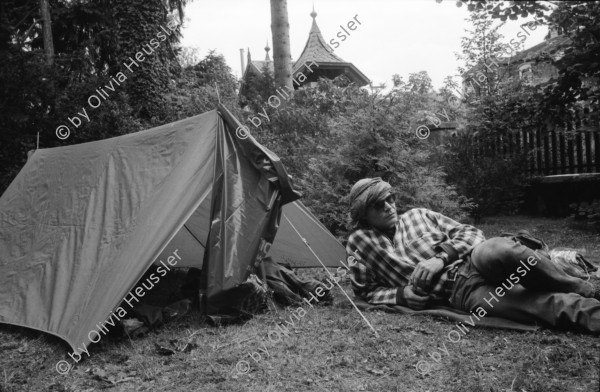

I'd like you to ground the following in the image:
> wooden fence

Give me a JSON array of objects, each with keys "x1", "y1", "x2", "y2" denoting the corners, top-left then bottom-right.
[{"x1": 472, "y1": 124, "x2": 600, "y2": 177}]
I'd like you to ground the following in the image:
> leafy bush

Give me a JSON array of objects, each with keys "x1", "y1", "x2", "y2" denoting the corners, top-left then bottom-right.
[
  {"x1": 165, "y1": 51, "x2": 239, "y2": 121},
  {"x1": 246, "y1": 77, "x2": 475, "y2": 239},
  {"x1": 443, "y1": 130, "x2": 532, "y2": 218},
  {"x1": 439, "y1": 77, "x2": 544, "y2": 218}
]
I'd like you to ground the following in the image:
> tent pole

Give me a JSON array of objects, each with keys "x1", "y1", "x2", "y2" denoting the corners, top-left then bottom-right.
[
  {"x1": 215, "y1": 82, "x2": 221, "y2": 104},
  {"x1": 283, "y1": 216, "x2": 379, "y2": 337}
]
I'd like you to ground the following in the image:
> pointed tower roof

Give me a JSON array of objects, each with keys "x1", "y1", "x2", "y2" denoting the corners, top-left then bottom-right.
[
  {"x1": 264, "y1": 40, "x2": 271, "y2": 61},
  {"x1": 244, "y1": 47, "x2": 274, "y2": 78},
  {"x1": 240, "y1": 47, "x2": 274, "y2": 96},
  {"x1": 293, "y1": 7, "x2": 344, "y2": 68},
  {"x1": 242, "y1": 6, "x2": 369, "y2": 93},
  {"x1": 291, "y1": 7, "x2": 369, "y2": 87}
]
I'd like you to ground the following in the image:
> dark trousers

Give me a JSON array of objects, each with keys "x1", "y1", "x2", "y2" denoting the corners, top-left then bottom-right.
[{"x1": 449, "y1": 237, "x2": 600, "y2": 334}]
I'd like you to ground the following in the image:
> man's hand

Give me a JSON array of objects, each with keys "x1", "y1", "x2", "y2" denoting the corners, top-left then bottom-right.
[
  {"x1": 403, "y1": 285, "x2": 431, "y2": 310},
  {"x1": 410, "y1": 257, "x2": 445, "y2": 292}
]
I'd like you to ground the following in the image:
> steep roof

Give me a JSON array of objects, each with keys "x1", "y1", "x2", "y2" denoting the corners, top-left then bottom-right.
[
  {"x1": 248, "y1": 60, "x2": 274, "y2": 76},
  {"x1": 242, "y1": 8, "x2": 369, "y2": 89},
  {"x1": 239, "y1": 49, "x2": 277, "y2": 96},
  {"x1": 462, "y1": 33, "x2": 571, "y2": 84},
  {"x1": 498, "y1": 34, "x2": 571, "y2": 65},
  {"x1": 293, "y1": 10, "x2": 345, "y2": 70},
  {"x1": 292, "y1": 10, "x2": 369, "y2": 86}
]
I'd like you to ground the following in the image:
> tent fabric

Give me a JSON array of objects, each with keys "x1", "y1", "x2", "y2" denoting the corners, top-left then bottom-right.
[
  {"x1": 1, "y1": 109, "x2": 220, "y2": 351},
  {"x1": 199, "y1": 111, "x2": 289, "y2": 314},
  {"x1": 271, "y1": 201, "x2": 346, "y2": 268},
  {"x1": 157, "y1": 200, "x2": 346, "y2": 270},
  {"x1": 0, "y1": 105, "x2": 345, "y2": 351}
]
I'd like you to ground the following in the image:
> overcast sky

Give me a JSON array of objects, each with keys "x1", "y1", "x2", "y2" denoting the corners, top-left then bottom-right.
[{"x1": 180, "y1": 0, "x2": 549, "y2": 90}]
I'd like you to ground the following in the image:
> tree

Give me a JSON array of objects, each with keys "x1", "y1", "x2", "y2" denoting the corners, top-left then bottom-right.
[
  {"x1": 407, "y1": 70, "x2": 433, "y2": 94},
  {"x1": 105, "y1": 0, "x2": 183, "y2": 121},
  {"x1": 0, "y1": 0, "x2": 193, "y2": 194},
  {"x1": 440, "y1": 0, "x2": 600, "y2": 118},
  {"x1": 38, "y1": 0, "x2": 54, "y2": 65},
  {"x1": 455, "y1": 11, "x2": 512, "y2": 103},
  {"x1": 239, "y1": 63, "x2": 275, "y2": 112},
  {"x1": 166, "y1": 50, "x2": 239, "y2": 120},
  {"x1": 0, "y1": 0, "x2": 39, "y2": 51},
  {"x1": 269, "y1": 0, "x2": 293, "y2": 91}
]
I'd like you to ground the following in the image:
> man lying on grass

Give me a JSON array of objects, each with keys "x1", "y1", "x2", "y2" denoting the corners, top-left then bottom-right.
[{"x1": 345, "y1": 177, "x2": 600, "y2": 333}]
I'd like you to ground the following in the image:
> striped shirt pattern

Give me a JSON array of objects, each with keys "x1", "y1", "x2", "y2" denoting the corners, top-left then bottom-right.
[{"x1": 346, "y1": 208, "x2": 486, "y2": 305}]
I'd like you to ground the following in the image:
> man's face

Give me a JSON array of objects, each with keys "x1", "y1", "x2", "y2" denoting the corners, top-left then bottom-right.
[{"x1": 364, "y1": 192, "x2": 398, "y2": 231}]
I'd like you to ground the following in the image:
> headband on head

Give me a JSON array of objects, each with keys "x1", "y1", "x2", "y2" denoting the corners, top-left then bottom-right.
[{"x1": 348, "y1": 177, "x2": 392, "y2": 226}]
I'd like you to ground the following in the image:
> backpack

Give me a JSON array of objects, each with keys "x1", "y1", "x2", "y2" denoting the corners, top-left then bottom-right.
[
  {"x1": 500, "y1": 229, "x2": 550, "y2": 257},
  {"x1": 500, "y1": 230, "x2": 598, "y2": 279}
]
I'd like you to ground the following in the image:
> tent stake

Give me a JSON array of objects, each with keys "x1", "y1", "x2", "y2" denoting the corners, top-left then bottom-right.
[
  {"x1": 283, "y1": 216, "x2": 379, "y2": 337},
  {"x1": 215, "y1": 82, "x2": 221, "y2": 104}
]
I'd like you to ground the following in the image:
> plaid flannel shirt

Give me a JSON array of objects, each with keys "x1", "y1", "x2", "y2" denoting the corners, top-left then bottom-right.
[{"x1": 346, "y1": 208, "x2": 486, "y2": 305}]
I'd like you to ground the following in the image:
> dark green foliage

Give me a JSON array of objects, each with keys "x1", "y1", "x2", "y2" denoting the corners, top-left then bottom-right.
[
  {"x1": 245, "y1": 77, "x2": 475, "y2": 238},
  {"x1": 187, "y1": 51, "x2": 238, "y2": 97},
  {"x1": 443, "y1": 0, "x2": 600, "y2": 122},
  {"x1": 55, "y1": 79, "x2": 143, "y2": 142},
  {"x1": 1, "y1": 0, "x2": 45, "y2": 51},
  {"x1": 0, "y1": 48, "x2": 143, "y2": 191},
  {"x1": 441, "y1": 75, "x2": 541, "y2": 217},
  {"x1": 435, "y1": 4, "x2": 600, "y2": 217},
  {"x1": 0, "y1": 50, "x2": 52, "y2": 191},
  {"x1": 166, "y1": 51, "x2": 239, "y2": 121},
  {"x1": 108, "y1": 0, "x2": 175, "y2": 122},
  {"x1": 455, "y1": 11, "x2": 509, "y2": 103},
  {"x1": 239, "y1": 64, "x2": 276, "y2": 112},
  {"x1": 0, "y1": 0, "x2": 216, "y2": 195},
  {"x1": 443, "y1": 131, "x2": 531, "y2": 218}
]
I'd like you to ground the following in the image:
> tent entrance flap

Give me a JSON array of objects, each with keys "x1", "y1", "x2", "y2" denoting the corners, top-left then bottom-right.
[
  {"x1": 200, "y1": 113, "x2": 287, "y2": 314},
  {"x1": 152, "y1": 192, "x2": 213, "y2": 269}
]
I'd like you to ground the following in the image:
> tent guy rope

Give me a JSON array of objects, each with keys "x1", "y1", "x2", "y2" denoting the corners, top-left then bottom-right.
[{"x1": 283, "y1": 215, "x2": 379, "y2": 337}]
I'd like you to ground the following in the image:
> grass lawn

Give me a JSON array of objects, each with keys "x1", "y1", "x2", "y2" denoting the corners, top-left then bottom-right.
[{"x1": 1, "y1": 215, "x2": 599, "y2": 392}]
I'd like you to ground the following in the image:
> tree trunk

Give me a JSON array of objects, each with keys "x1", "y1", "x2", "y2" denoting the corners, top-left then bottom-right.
[
  {"x1": 270, "y1": 0, "x2": 293, "y2": 91},
  {"x1": 39, "y1": 0, "x2": 54, "y2": 66}
]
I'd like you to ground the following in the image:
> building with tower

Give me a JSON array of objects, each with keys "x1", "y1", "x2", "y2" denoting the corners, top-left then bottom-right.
[{"x1": 240, "y1": 7, "x2": 369, "y2": 95}]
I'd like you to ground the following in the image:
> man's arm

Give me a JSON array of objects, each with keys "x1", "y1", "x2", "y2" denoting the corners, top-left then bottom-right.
[
  {"x1": 421, "y1": 209, "x2": 486, "y2": 264},
  {"x1": 351, "y1": 258, "x2": 431, "y2": 309},
  {"x1": 347, "y1": 230, "x2": 429, "y2": 308},
  {"x1": 350, "y1": 257, "x2": 404, "y2": 305}
]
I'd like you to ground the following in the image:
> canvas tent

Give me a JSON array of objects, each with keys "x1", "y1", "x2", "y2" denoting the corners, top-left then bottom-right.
[{"x1": 0, "y1": 105, "x2": 345, "y2": 352}]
